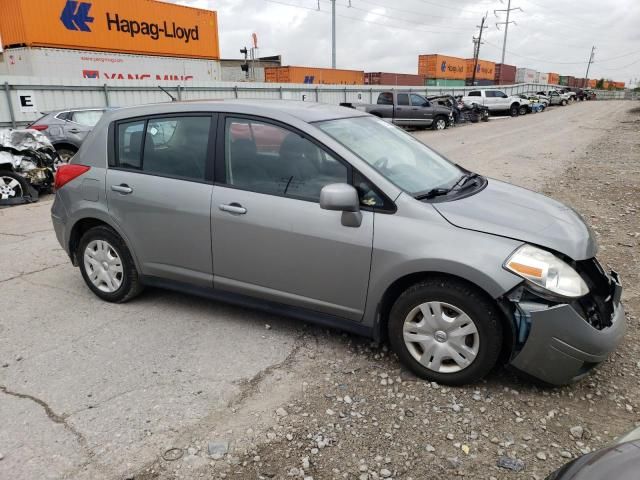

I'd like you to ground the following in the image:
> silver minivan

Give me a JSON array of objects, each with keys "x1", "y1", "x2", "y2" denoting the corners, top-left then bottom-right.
[{"x1": 51, "y1": 100, "x2": 625, "y2": 386}]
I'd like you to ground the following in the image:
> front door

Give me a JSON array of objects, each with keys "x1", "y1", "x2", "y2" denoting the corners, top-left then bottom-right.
[
  {"x1": 211, "y1": 116, "x2": 374, "y2": 321},
  {"x1": 410, "y1": 94, "x2": 433, "y2": 126},
  {"x1": 106, "y1": 114, "x2": 216, "y2": 287}
]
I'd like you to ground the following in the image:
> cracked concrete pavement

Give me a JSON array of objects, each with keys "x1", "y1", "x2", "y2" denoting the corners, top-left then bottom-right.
[{"x1": 0, "y1": 100, "x2": 633, "y2": 479}]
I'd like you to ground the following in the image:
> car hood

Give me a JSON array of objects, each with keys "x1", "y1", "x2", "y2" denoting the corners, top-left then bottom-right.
[{"x1": 433, "y1": 179, "x2": 597, "y2": 260}]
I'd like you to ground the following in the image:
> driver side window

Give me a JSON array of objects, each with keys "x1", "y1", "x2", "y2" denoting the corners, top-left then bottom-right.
[{"x1": 224, "y1": 117, "x2": 348, "y2": 202}]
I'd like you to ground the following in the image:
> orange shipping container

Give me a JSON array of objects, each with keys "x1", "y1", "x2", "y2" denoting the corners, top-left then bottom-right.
[
  {"x1": 418, "y1": 54, "x2": 466, "y2": 80},
  {"x1": 264, "y1": 66, "x2": 364, "y2": 85},
  {"x1": 588, "y1": 79, "x2": 597, "y2": 88},
  {"x1": 0, "y1": 0, "x2": 219, "y2": 59},
  {"x1": 465, "y1": 59, "x2": 495, "y2": 81},
  {"x1": 547, "y1": 72, "x2": 560, "y2": 85}
]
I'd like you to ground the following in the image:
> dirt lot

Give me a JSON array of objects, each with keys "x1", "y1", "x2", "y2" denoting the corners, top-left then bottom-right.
[{"x1": 0, "y1": 101, "x2": 638, "y2": 480}]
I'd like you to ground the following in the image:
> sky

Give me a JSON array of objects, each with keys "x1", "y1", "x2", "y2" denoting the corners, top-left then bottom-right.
[{"x1": 172, "y1": 0, "x2": 640, "y2": 86}]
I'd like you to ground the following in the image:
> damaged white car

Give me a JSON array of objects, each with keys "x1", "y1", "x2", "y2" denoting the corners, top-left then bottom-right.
[{"x1": 0, "y1": 129, "x2": 58, "y2": 205}]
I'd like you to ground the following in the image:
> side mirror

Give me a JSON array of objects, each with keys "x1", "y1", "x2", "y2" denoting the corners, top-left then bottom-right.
[{"x1": 320, "y1": 183, "x2": 362, "y2": 228}]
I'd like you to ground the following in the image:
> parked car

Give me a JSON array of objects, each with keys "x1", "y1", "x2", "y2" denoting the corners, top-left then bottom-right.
[
  {"x1": 583, "y1": 89, "x2": 597, "y2": 100},
  {"x1": 460, "y1": 89, "x2": 525, "y2": 116},
  {"x1": 523, "y1": 93, "x2": 550, "y2": 108},
  {"x1": 537, "y1": 90, "x2": 570, "y2": 106},
  {"x1": 516, "y1": 94, "x2": 544, "y2": 113},
  {"x1": 52, "y1": 100, "x2": 625, "y2": 386},
  {"x1": 556, "y1": 88, "x2": 577, "y2": 102},
  {"x1": 28, "y1": 108, "x2": 113, "y2": 163},
  {"x1": 342, "y1": 91, "x2": 453, "y2": 130},
  {"x1": 545, "y1": 426, "x2": 640, "y2": 479}
]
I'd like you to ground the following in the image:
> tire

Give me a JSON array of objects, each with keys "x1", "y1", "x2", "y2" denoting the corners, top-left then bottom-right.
[
  {"x1": 433, "y1": 116, "x2": 448, "y2": 130},
  {"x1": 510, "y1": 104, "x2": 519, "y2": 117},
  {"x1": 388, "y1": 278, "x2": 503, "y2": 385},
  {"x1": 0, "y1": 171, "x2": 29, "y2": 202},
  {"x1": 561, "y1": 99, "x2": 568, "y2": 106},
  {"x1": 77, "y1": 225, "x2": 143, "y2": 303},
  {"x1": 55, "y1": 147, "x2": 77, "y2": 166},
  {"x1": 518, "y1": 105, "x2": 528, "y2": 116}
]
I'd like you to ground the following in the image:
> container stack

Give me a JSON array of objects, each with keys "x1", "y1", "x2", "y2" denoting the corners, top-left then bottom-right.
[
  {"x1": 365, "y1": 72, "x2": 425, "y2": 86},
  {"x1": 494, "y1": 64, "x2": 516, "y2": 85},
  {"x1": 264, "y1": 66, "x2": 364, "y2": 84},
  {"x1": 516, "y1": 68, "x2": 536, "y2": 83},
  {"x1": 418, "y1": 54, "x2": 466, "y2": 87},
  {"x1": 548, "y1": 73, "x2": 560, "y2": 85},
  {"x1": 465, "y1": 59, "x2": 495, "y2": 86}
]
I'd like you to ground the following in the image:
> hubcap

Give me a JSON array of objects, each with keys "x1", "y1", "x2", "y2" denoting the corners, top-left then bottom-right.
[
  {"x1": 83, "y1": 240, "x2": 124, "y2": 293},
  {"x1": 0, "y1": 176, "x2": 23, "y2": 200},
  {"x1": 436, "y1": 120, "x2": 446, "y2": 130},
  {"x1": 403, "y1": 301, "x2": 480, "y2": 374}
]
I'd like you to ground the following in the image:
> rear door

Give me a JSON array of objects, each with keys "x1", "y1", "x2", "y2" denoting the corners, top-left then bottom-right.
[
  {"x1": 409, "y1": 93, "x2": 433, "y2": 126},
  {"x1": 466, "y1": 90, "x2": 484, "y2": 106},
  {"x1": 210, "y1": 115, "x2": 374, "y2": 320},
  {"x1": 106, "y1": 114, "x2": 216, "y2": 287},
  {"x1": 394, "y1": 93, "x2": 411, "y2": 126}
]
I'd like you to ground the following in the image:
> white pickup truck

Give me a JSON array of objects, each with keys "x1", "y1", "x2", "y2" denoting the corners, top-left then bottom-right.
[{"x1": 461, "y1": 89, "x2": 525, "y2": 117}]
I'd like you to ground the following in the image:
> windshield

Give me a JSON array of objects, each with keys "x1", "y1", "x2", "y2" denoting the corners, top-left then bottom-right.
[{"x1": 317, "y1": 116, "x2": 461, "y2": 196}]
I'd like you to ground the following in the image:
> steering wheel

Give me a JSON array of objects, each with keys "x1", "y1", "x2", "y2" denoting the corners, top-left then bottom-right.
[{"x1": 374, "y1": 156, "x2": 389, "y2": 170}]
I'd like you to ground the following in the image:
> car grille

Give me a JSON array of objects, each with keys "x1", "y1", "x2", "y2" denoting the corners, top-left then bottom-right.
[{"x1": 572, "y1": 258, "x2": 615, "y2": 330}]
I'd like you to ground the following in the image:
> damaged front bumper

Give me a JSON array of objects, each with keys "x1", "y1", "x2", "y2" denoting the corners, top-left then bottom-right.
[{"x1": 507, "y1": 270, "x2": 625, "y2": 386}]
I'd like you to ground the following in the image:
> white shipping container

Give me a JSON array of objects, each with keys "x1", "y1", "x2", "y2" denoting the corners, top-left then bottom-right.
[
  {"x1": 0, "y1": 47, "x2": 222, "y2": 83},
  {"x1": 516, "y1": 68, "x2": 536, "y2": 83},
  {"x1": 537, "y1": 72, "x2": 550, "y2": 84}
]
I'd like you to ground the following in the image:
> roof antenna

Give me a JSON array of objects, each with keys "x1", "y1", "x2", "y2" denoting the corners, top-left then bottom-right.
[{"x1": 158, "y1": 85, "x2": 177, "y2": 102}]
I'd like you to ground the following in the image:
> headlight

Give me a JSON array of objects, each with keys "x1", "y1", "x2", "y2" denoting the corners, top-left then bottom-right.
[{"x1": 504, "y1": 245, "x2": 589, "y2": 298}]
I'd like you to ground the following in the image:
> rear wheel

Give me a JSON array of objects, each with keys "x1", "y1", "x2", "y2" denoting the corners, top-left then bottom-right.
[
  {"x1": 55, "y1": 147, "x2": 77, "y2": 167},
  {"x1": 388, "y1": 278, "x2": 503, "y2": 385},
  {"x1": 78, "y1": 225, "x2": 143, "y2": 303},
  {"x1": 0, "y1": 171, "x2": 29, "y2": 202},
  {"x1": 510, "y1": 104, "x2": 519, "y2": 117},
  {"x1": 433, "y1": 116, "x2": 448, "y2": 130},
  {"x1": 518, "y1": 105, "x2": 528, "y2": 116},
  {"x1": 561, "y1": 99, "x2": 568, "y2": 106}
]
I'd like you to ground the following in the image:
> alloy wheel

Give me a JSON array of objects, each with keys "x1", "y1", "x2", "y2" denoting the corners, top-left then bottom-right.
[
  {"x1": 402, "y1": 301, "x2": 480, "y2": 374},
  {"x1": 435, "y1": 119, "x2": 447, "y2": 130},
  {"x1": 83, "y1": 239, "x2": 124, "y2": 293},
  {"x1": 0, "y1": 175, "x2": 24, "y2": 200}
]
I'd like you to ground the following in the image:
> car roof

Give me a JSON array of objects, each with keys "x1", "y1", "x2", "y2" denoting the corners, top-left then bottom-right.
[{"x1": 102, "y1": 99, "x2": 368, "y2": 124}]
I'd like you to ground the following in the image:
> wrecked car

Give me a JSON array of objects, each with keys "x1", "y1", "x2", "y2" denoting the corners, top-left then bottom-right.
[
  {"x1": 52, "y1": 100, "x2": 625, "y2": 386},
  {"x1": 0, "y1": 129, "x2": 57, "y2": 205}
]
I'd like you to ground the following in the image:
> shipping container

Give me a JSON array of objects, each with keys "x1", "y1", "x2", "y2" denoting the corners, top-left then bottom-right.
[
  {"x1": 516, "y1": 68, "x2": 536, "y2": 83},
  {"x1": 264, "y1": 66, "x2": 364, "y2": 85},
  {"x1": 559, "y1": 76, "x2": 569, "y2": 86},
  {"x1": 365, "y1": 72, "x2": 425, "y2": 86},
  {"x1": 418, "y1": 54, "x2": 466, "y2": 80},
  {"x1": 588, "y1": 79, "x2": 597, "y2": 88},
  {"x1": 547, "y1": 73, "x2": 560, "y2": 85},
  {"x1": 465, "y1": 59, "x2": 495, "y2": 81},
  {"x1": 0, "y1": 47, "x2": 222, "y2": 81},
  {"x1": 537, "y1": 72, "x2": 550, "y2": 84},
  {"x1": 425, "y1": 78, "x2": 466, "y2": 87},
  {"x1": 613, "y1": 81, "x2": 625, "y2": 89},
  {"x1": 602, "y1": 80, "x2": 610, "y2": 89},
  {"x1": 494, "y1": 63, "x2": 516, "y2": 84},
  {"x1": 567, "y1": 76, "x2": 578, "y2": 88},
  {"x1": 0, "y1": 0, "x2": 219, "y2": 59}
]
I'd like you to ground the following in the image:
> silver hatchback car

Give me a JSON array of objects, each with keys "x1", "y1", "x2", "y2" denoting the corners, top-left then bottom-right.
[{"x1": 51, "y1": 100, "x2": 625, "y2": 386}]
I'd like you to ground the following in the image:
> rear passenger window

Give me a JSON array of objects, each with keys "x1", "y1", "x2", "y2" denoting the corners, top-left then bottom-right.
[
  {"x1": 224, "y1": 117, "x2": 348, "y2": 202},
  {"x1": 468, "y1": 91, "x2": 481, "y2": 97},
  {"x1": 116, "y1": 116, "x2": 211, "y2": 181},
  {"x1": 117, "y1": 121, "x2": 145, "y2": 169},
  {"x1": 397, "y1": 94, "x2": 409, "y2": 106}
]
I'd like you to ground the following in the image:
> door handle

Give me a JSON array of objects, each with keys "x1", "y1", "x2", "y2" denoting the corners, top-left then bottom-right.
[
  {"x1": 68, "y1": 128, "x2": 81, "y2": 134},
  {"x1": 111, "y1": 184, "x2": 133, "y2": 195},
  {"x1": 219, "y1": 203, "x2": 247, "y2": 215}
]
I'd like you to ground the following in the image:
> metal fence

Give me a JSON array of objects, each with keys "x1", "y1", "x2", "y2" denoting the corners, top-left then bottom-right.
[{"x1": 0, "y1": 75, "x2": 628, "y2": 127}]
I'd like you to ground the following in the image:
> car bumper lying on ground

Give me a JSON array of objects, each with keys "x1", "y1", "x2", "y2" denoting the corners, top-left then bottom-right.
[{"x1": 509, "y1": 272, "x2": 625, "y2": 385}]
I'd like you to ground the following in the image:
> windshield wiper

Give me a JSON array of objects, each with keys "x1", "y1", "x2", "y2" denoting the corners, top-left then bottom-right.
[{"x1": 414, "y1": 172, "x2": 481, "y2": 200}]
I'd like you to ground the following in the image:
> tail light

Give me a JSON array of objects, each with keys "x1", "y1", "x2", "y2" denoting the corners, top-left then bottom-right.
[
  {"x1": 29, "y1": 125, "x2": 48, "y2": 131},
  {"x1": 55, "y1": 164, "x2": 90, "y2": 190}
]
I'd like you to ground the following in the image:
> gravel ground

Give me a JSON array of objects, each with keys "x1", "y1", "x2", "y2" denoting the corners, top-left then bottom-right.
[{"x1": 136, "y1": 103, "x2": 640, "y2": 480}]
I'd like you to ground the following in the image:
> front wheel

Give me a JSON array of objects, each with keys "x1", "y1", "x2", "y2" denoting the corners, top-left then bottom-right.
[
  {"x1": 561, "y1": 99, "x2": 568, "y2": 106},
  {"x1": 388, "y1": 278, "x2": 503, "y2": 385},
  {"x1": 78, "y1": 225, "x2": 143, "y2": 303},
  {"x1": 0, "y1": 171, "x2": 30, "y2": 203},
  {"x1": 433, "y1": 116, "x2": 448, "y2": 130},
  {"x1": 510, "y1": 104, "x2": 519, "y2": 117}
]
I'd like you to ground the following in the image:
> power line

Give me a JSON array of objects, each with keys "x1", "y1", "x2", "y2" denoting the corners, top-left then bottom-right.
[
  {"x1": 356, "y1": 0, "x2": 479, "y2": 22},
  {"x1": 264, "y1": 0, "x2": 470, "y2": 35},
  {"x1": 413, "y1": 0, "x2": 494, "y2": 15}
]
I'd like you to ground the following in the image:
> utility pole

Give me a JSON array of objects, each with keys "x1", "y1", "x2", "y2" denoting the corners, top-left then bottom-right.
[
  {"x1": 471, "y1": 14, "x2": 488, "y2": 86},
  {"x1": 331, "y1": 0, "x2": 336, "y2": 68},
  {"x1": 495, "y1": 0, "x2": 522, "y2": 65},
  {"x1": 584, "y1": 46, "x2": 596, "y2": 88}
]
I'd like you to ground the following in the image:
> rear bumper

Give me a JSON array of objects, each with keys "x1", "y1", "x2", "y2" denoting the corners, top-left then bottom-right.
[{"x1": 509, "y1": 274, "x2": 625, "y2": 385}]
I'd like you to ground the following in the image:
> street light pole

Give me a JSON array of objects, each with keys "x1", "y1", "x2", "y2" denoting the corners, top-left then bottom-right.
[{"x1": 331, "y1": 0, "x2": 336, "y2": 68}]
